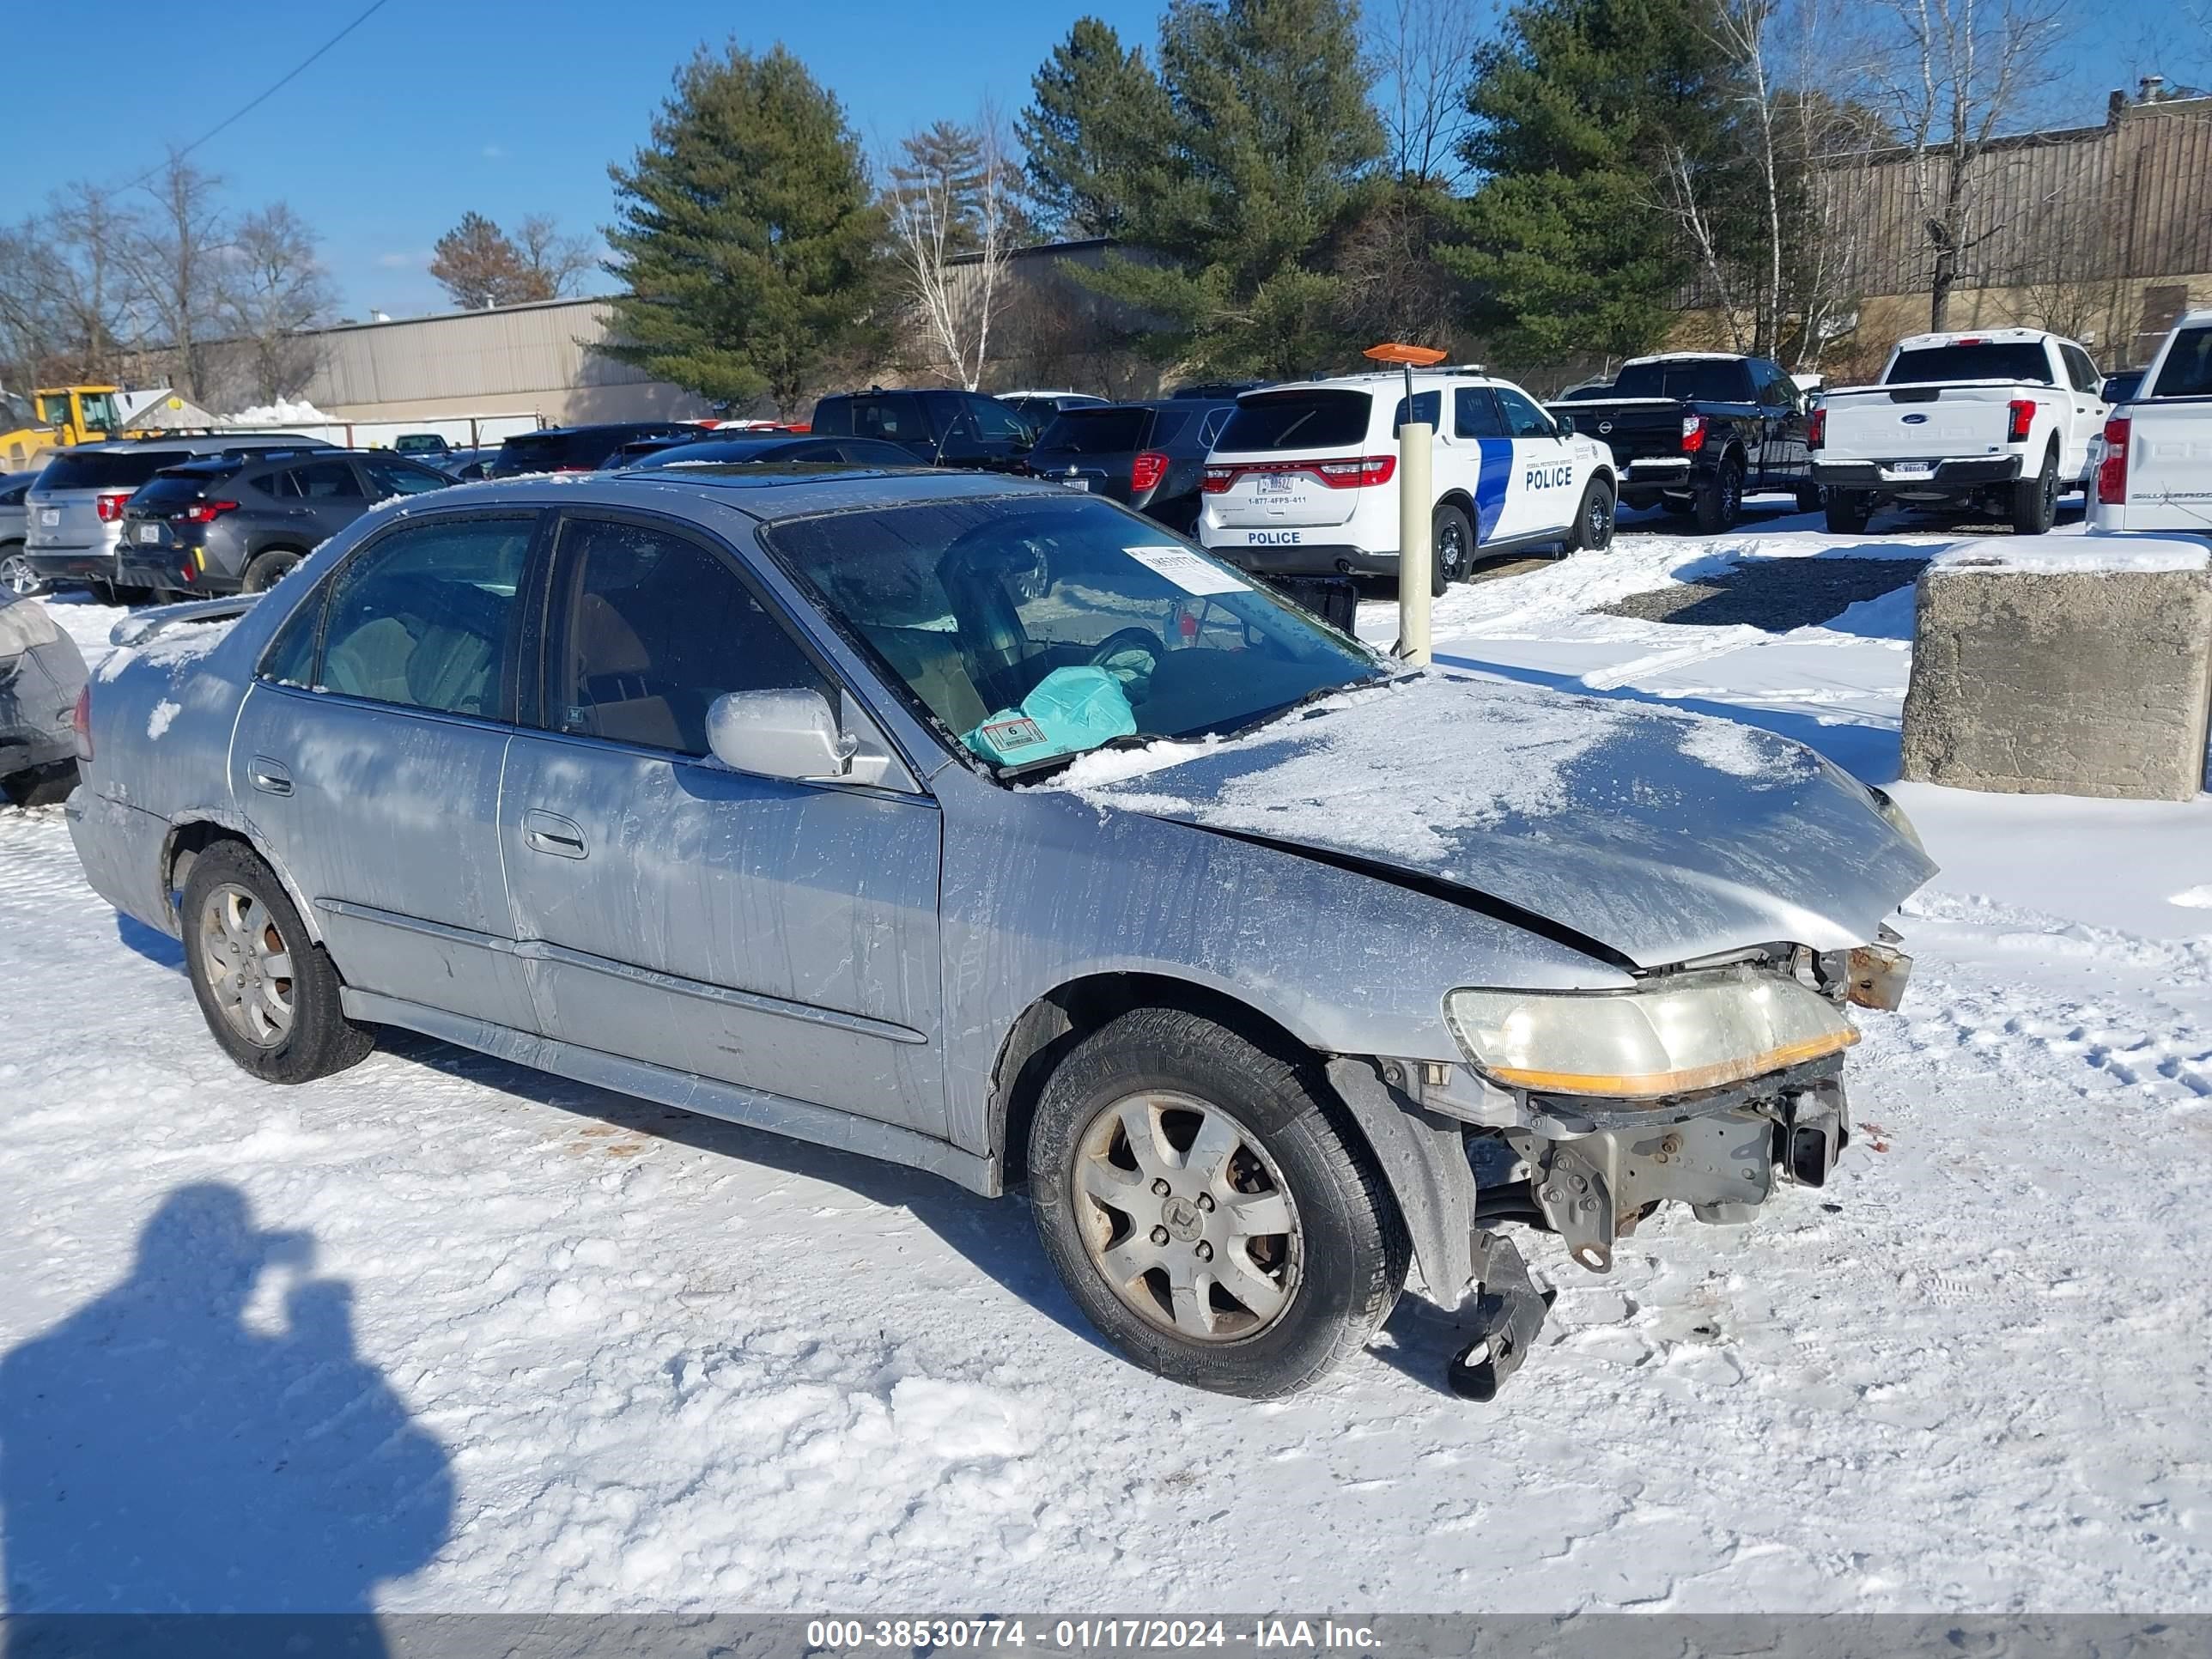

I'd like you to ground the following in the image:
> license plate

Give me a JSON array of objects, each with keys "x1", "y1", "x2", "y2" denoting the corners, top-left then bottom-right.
[
  {"x1": 138, "y1": 524, "x2": 161, "y2": 543},
  {"x1": 40, "y1": 507, "x2": 58, "y2": 526},
  {"x1": 1259, "y1": 473, "x2": 1297, "y2": 495},
  {"x1": 1060, "y1": 477, "x2": 1089, "y2": 491},
  {"x1": 1889, "y1": 460, "x2": 1934, "y2": 477}
]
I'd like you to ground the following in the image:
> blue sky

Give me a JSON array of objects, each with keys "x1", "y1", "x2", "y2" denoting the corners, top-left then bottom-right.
[{"x1": 0, "y1": 0, "x2": 2188, "y2": 321}]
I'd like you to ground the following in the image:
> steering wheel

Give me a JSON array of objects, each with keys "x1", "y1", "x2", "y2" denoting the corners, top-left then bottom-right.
[{"x1": 1088, "y1": 626, "x2": 1167, "y2": 694}]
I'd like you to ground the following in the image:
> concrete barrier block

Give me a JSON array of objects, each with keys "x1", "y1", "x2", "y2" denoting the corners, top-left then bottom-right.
[{"x1": 1899, "y1": 537, "x2": 2212, "y2": 801}]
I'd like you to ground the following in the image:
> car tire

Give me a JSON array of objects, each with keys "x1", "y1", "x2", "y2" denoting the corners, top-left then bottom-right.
[
  {"x1": 0, "y1": 544, "x2": 38, "y2": 596},
  {"x1": 1796, "y1": 483, "x2": 1824, "y2": 514},
  {"x1": 1693, "y1": 454, "x2": 1745, "y2": 534},
  {"x1": 241, "y1": 550, "x2": 303, "y2": 593},
  {"x1": 1430, "y1": 502, "x2": 1474, "y2": 595},
  {"x1": 181, "y1": 840, "x2": 375, "y2": 1085},
  {"x1": 1566, "y1": 477, "x2": 1617, "y2": 552},
  {"x1": 88, "y1": 580, "x2": 116, "y2": 605},
  {"x1": 1027, "y1": 1006, "x2": 1409, "y2": 1399},
  {"x1": 2009, "y1": 447, "x2": 2060, "y2": 536},
  {"x1": 1824, "y1": 490, "x2": 1874, "y2": 534}
]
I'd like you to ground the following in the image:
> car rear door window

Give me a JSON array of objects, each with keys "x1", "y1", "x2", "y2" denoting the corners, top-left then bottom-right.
[
  {"x1": 542, "y1": 517, "x2": 832, "y2": 757},
  {"x1": 846, "y1": 396, "x2": 928, "y2": 443},
  {"x1": 2151, "y1": 326, "x2": 2212, "y2": 398},
  {"x1": 1455, "y1": 388, "x2": 1507, "y2": 439},
  {"x1": 2060, "y1": 344, "x2": 2104, "y2": 393},
  {"x1": 1388, "y1": 391, "x2": 1443, "y2": 434},
  {"x1": 313, "y1": 517, "x2": 532, "y2": 718},
  {"x1": 286, "y1": 460, "x2": 364, "y2": 501},
  {"x1": 359, "y1": 456, "x2": 451, "y2": 498}
]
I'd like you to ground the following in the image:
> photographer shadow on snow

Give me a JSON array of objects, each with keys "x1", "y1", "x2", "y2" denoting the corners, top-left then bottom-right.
[{"x1": 0, "y1": 1183, "x2": 452, "y2": 1650}]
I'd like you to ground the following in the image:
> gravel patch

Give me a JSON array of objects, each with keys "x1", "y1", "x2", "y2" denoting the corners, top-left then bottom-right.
[{"x1": 1603, "y1": 557, "x2": 1929, "y2": 631}]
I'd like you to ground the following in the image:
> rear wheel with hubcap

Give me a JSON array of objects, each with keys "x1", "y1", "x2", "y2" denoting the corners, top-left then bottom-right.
[
  {"x1": 1028, "y1": 1006, "x2": 1408, "y2": 1398},
  {"x1": 1694, "y1": 454, "x2": 1745, "y2": 533},
  {"x1": 241, "y1": 550, "x2": 303, "y2": 593},
  {"x1": 1430, "y1": 502, "x2": 1473, "y2": 594},
  {"x1": 1824, "y1": 489, "x2": 1873, "y2": 534},
  {"x1": 181, "y1": 840, "x2": 374, "y2": 1084},
  {"x1": 2009, "y1": 447, "x2": 2060, "y2": 535}
]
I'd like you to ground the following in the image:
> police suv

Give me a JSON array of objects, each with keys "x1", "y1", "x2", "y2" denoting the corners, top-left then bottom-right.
[{"x1": 1198, "y1": 369, "x2": 1619, "y2": 592}]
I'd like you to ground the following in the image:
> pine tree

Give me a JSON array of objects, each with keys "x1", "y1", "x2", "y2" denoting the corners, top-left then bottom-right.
[
  {"x1": 1017, "y1": 19, "x2": 1174, "y2": 240},
  {"x1": 1445, "y1": 0, "x2": 1753, "y2": 366},
  {"x1": 602, "y1": 44, "x2": 885, "y2": 416},
  {"x1": 1020, "y1": 0, "x2": 1384, "y2": 379}
]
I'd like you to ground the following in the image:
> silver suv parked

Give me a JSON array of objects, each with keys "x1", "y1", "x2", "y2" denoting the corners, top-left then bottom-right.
[
  {"x1": 66, "y1": 468, "x2": 1931, "y2": 1400},
  {"x1": 25, "y1": 435, "x2": 331, "y2": 602}
]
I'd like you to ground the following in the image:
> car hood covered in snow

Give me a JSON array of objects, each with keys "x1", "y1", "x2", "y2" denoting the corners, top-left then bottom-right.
[{"x1": 1058, "y1": 672, "x2": 1937, "y2": 969}]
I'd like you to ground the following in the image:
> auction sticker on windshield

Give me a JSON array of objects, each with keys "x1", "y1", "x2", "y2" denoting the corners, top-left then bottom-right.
[{"x1": 1127, "y1": 545, "x2": 1249, "y2": 596}]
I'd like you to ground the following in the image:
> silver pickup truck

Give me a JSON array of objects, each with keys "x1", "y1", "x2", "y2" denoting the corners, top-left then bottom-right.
[{"x1": 2087, "y1": 311, "x2": 2212, "y2": 536}]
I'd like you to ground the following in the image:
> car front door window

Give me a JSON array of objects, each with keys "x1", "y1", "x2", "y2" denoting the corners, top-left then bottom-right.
[{"x1": 542, "y1": 516, "x2": 833, "y2": 757}]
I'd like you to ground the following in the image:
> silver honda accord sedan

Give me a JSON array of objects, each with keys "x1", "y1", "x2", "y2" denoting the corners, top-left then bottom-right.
[{"x1": 65, "y1": 466, "x2": 1934, "y2": 1399}]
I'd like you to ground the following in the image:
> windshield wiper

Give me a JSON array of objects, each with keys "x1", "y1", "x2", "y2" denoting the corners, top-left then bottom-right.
[
  {"x1": 1217, "y1": 670, "x2": 1400, "y2": 742},
  {"x1": 994, "y1": 732, "x2": 1154, "y2": 784}
]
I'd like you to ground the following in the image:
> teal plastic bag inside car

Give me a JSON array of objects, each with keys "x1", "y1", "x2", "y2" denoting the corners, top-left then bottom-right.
[{"x1": 964, "y1": 665, "x2": 1138, "y2": 768}]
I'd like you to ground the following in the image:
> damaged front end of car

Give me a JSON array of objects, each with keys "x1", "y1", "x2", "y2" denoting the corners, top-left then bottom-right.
[{"x1": 1334, "y1": 935, "x2": 1914, "y2": 1401}]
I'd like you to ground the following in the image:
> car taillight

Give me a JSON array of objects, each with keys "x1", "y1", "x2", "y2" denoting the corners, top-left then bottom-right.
[
  {"x1": 1130, "y1": 450, "x2": 1169, "y2": 492},
  {"x1": 1680, "y1": 415, "x2": 1708, "y2": 453},
  {"x1": 177, "y1": 500, "x2": 239, "y2": 524},
  {"x1": 1201, "y1": 456, "x2": 1397, "y2": 492},
  {"x1": 72, "y1": 686, "x2": 92, "y2": 760},
  {"x1": 2006, "y1": 398, "x2": 2036, "y2": 442},
  {"x1": 94, "y1": 491, "x2": 131, "y2": 522},
  {"x1": 1807, "y1": 408, "x2": 1826, "y2": 449},
  {"x1": 1310, "y1": 455, "x2": 1396, "y2": 488},
  {"x1": 2096, "y1": 414, "x2": 2130, "y2": 505}
]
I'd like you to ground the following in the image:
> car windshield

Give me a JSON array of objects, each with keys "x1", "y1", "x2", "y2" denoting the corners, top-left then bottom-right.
[
  {"x1": 1611, "y1": 360, "x2": 1753, "y2": 401},
  {"x1": 1885, "y1": 343, "x2": 2055, "y2": 385},
  {"x1": 763, "y1": 495, "x2": 1383, "y2": 776}
]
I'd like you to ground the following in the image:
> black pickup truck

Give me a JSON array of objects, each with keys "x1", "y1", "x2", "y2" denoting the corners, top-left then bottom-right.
[{"x1": 1547, "y1": 353, "x2": 1819, "y2": 532}]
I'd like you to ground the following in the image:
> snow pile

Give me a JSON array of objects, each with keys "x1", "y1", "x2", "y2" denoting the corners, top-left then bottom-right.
[
  {"x1": 224, "y1": 398, "x2": 337, "y2": 427},
  {"x1": 1933, "y1": 534, "x2": 2211, "y2": 574}
]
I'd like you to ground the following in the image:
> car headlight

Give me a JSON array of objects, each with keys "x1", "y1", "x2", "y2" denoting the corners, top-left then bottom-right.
[{"x1": 1443, "y1": 969, "x2": 1858, "y2": 1100}]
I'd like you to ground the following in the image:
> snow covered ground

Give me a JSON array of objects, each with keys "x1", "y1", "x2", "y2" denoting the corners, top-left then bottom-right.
[{"x1": 3, "y1": 517, "x2": 2210, "y2": 1617}]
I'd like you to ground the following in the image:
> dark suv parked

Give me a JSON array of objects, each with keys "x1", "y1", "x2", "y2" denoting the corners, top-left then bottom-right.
[
  {"x1": 489, "y1": 422, "x2": 704, "y2": 476},
  {"x1": 1024, "y1": 399, "x2": 1237, "y2": 533},
  {"x1": 117, "y1": 449, "x2": 454, "y2": 596},
  {"x1": 809, "y1": 389, "x2": 1033, "y2": 471}
]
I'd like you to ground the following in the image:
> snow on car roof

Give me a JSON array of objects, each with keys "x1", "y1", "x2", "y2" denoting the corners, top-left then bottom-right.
[{"x1": 1893, "y1": 327, "x2": 2064, "y2": 349}]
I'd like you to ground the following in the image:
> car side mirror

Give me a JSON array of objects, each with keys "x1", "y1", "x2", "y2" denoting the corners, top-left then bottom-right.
[
  {"x1": 705, "y1": 688, "x2": 893, "y2": 786},
  {"x1": 1554, "y1": 413, "x2": 1576, "y2": 436}
]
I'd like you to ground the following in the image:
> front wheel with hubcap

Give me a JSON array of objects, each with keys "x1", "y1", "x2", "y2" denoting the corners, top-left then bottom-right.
[
  {"x1": 0, "y1": 547, "x2": 39, "y2": 596},
  {"x1": 1429, "y1": 501, "x2": 1473, "y2": 595},
  {"x1": 1566, "y1": 477, "x2": 1617, "y2": 552},
  {"x1": 1028, "y1": 1006, "x2": 1408, "y2": 1398},
  {"x1": 181, "y1": 840, "x2": 374, "y2": 1084}
]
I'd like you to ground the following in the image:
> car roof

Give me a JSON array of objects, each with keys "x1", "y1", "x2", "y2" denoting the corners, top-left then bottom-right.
[
  {"x1": 404, "y1": 465, "x2": 1066, "y2": 525},
  {"x1": 1892, "y1": 327, "x2": 2061, "y2": 349},
  {"x1": 1234, "y1": 369, "x2": 1502, "y2": 398},
  {"x1": 70, "y1": 433, "x2": 326, "y2": 453}
]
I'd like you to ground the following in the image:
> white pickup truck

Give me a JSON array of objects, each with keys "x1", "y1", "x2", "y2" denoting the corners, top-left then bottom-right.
[
  {"x1": 1811, "y1": 327, "x2": 2108, "y2": 535},
  {"x1": 2087, "y1": 311, "x2": 2212, "y2": 536}
]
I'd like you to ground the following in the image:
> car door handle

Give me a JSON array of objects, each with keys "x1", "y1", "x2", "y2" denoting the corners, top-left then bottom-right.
[
  {"x1": 248, "y1": 757, "x2": 292, "y2": 796},
  {"x1": 522, "y1": 809, "x2": 587, "y2": 859}
]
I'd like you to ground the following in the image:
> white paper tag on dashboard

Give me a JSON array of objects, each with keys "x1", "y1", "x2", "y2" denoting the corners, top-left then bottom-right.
[{"x1": 1126, "y1": 545, "x2": 1249, "y2": 596}]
